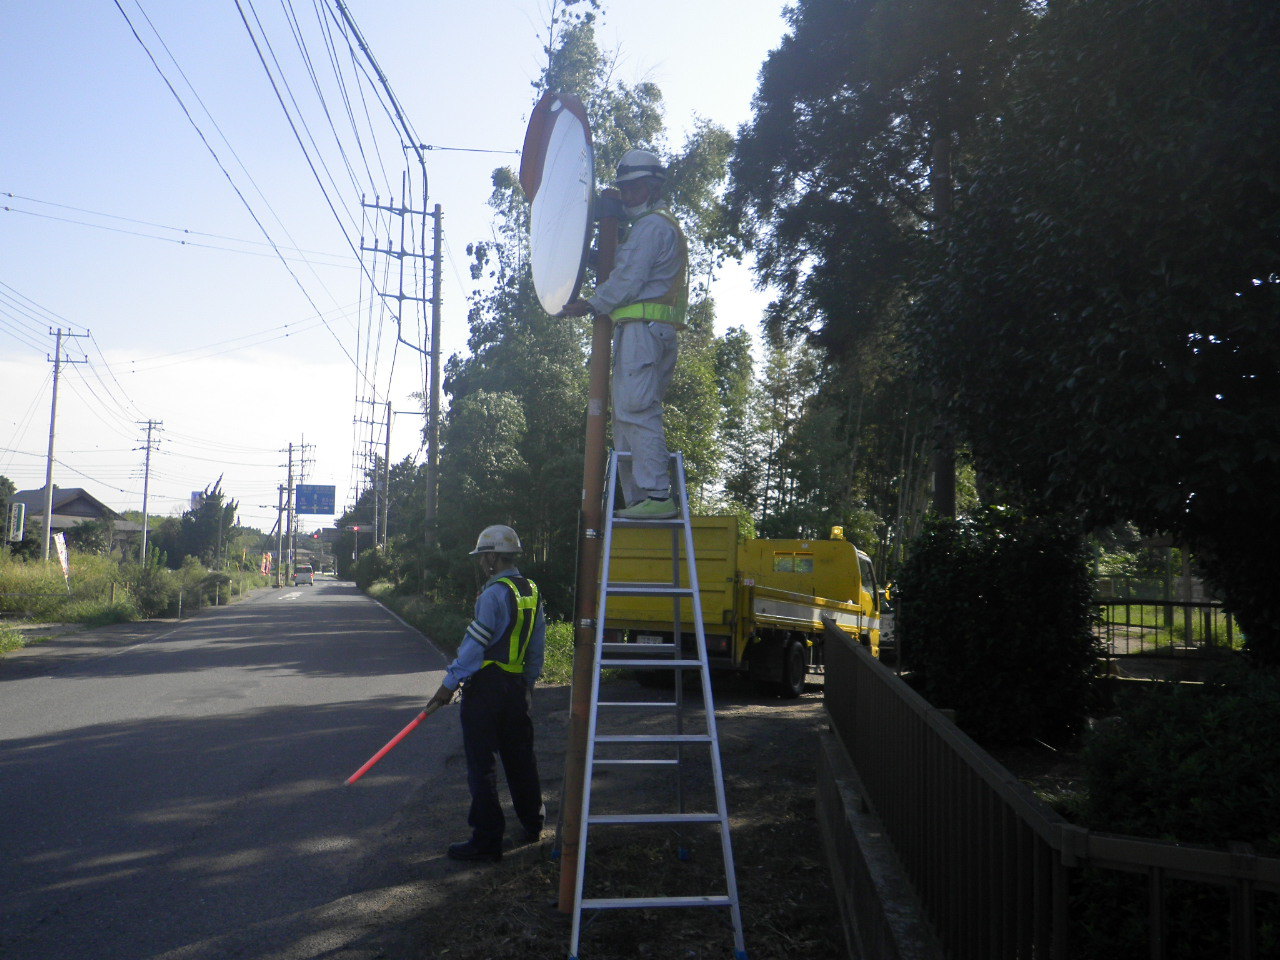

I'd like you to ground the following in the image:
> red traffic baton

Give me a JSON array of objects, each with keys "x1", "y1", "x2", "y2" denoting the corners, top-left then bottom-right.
[{"x1": 344, "y1": 702, "x2": 443, "y2": 786}]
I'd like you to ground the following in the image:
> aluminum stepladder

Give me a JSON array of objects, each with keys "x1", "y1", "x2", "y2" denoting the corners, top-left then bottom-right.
[{"x1": 569, "y1": 450, "x2": 747, "y2": 960}]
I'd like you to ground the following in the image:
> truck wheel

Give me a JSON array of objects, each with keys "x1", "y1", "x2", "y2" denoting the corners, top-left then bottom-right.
[{"x1": 779, "y1": 639, "x2": 806, "y2": 699}]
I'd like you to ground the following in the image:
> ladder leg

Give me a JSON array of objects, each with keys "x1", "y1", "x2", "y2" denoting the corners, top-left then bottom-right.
[
  {"x1": 570, "y1": 451, "x2": 622, "y2": 959},
  {"x1": 574, "y1": 449, "x2": 747, "y2": 959},
  {"x1": 674, "y1": 451, "x2": 748, "y2": 955}
]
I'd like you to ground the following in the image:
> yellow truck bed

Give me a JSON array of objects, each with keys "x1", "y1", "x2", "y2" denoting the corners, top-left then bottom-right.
[{"x1": 602, "y1": 517, "x2": 882, "y2": 697}]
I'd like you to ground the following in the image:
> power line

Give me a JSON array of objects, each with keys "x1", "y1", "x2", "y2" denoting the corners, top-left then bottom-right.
[
  {"x1": 112, "y1": 0, "x2": 374, "y2": 391},
  {"x1": 1, "y1": 191, "x2": 352, "y2": 263},
  {"x1": 420, "y1": 143, "x2": 519, "y2": 155},
  {"x1": 1, "y1": 204, "x2": 356, "y2": 268}
]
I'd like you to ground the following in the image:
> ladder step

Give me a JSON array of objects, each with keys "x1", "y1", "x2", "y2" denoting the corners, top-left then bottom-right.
[
  {"x1": 600, "y1": 658, "x2": 703, "y2": 669},
  {"x1": 582, "y1": 895, "x2": 733, "y2": 910},
  {"x1": 605, "y1": 582, "x2": 694, "y2": 597},
  {"x1": 593, "y1": 742, "x2": 716, "y2": 747},
  {"x1": 601, "y1": 642, "x2": 677, "y2": 655},
  {"x1": 598, "y1": 700, "x2": 677, "y2": 708},
  {"x1": 595, "y1": 758, "x2": 680, "y2": 767},
  {"x1": 610, "y1": 517, "x2": 686, "y2": 529},
  {"x1": 588, "y1": 812, "x2": 723, "y2": 825}
]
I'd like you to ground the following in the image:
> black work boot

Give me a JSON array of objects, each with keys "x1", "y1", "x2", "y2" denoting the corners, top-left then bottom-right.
[{"x1": 447, "y1": 839, "x2": 501, "y2": 863}]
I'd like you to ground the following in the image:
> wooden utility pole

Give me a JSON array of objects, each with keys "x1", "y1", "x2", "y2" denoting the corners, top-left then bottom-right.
[{"x1": 558, "y1": 189, "x2": 621, "y2": 911}]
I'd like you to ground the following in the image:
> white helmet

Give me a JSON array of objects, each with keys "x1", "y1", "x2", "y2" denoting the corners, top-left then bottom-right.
[
  {"x1": 615, "y1": 149, "x2": 666, "y2": 185},
  {"x1": 469, "y1": 524, "x2": 523, "y2": 556}
]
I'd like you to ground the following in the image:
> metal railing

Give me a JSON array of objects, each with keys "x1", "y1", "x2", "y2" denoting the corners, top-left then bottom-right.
[
  {"x1": 822, "y1": 619, "x2": 1279, "y2": 959},
  {"x1": 1097, "y1": 598, "x2": 1237, "y2": 656}
]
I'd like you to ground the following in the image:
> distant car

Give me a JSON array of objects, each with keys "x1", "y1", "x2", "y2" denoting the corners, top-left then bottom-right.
[{"x1": 294, "y1": 565, "x2": 314, "y2": 586}]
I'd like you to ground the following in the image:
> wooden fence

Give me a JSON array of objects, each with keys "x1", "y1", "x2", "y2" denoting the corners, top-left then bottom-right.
[{"x1": 822, "y1": 619, "x2": 1279, "y2": 959}]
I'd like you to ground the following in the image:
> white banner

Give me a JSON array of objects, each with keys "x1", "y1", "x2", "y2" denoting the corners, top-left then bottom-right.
[{"x1": 54, "y1": 532, "x2": 70, "y2": 583}]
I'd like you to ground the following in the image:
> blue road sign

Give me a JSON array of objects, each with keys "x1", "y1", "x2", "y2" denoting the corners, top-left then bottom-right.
[{"x1": 295, "y1": 484, "x2": 336, "y2": 515}]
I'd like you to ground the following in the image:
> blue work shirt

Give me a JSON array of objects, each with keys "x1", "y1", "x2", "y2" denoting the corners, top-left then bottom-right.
[{"x1": 442, "y1": 566, "x2": 546, "y2": 691}]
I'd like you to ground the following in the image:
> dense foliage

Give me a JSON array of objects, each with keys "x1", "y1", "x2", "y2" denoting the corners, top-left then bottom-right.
[
  {"x1": 918, "y1": 0, "x2": 1280, "y2": 662},
  {"x1": 896, "y1": 510, "x2": 1102, "y2": 745},
  {"x1": 730, "y1": 0, "x2": 1280, "y2": 660},
  {"x1": 1074, "y1": 672, "x2": 1280, "y2": 957}
]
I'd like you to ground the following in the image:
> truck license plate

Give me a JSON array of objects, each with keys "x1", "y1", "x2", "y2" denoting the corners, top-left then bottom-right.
[{"x1": 636, "y1": 634, "x2": 664, "y2": 645}]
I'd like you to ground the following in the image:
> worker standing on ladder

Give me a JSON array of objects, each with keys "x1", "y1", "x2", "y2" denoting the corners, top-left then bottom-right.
[
  {"x1": 425, "y1": 524, "x2": 546, "y2": 862},
  {"x1": 563, "y1": 148, "x2": 689, "y2": 521}
]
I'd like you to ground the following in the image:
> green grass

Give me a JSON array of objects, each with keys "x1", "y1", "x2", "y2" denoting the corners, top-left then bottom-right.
[
  {"x1": 0, "y1": 624, "x2": 24, "y2": 655},
  {"x1": 1098, "y1": 602, "x2": 1241, "y2": 650},
  {"x1": 541, "y1": 620, "x2": 574, "y2": 683}
]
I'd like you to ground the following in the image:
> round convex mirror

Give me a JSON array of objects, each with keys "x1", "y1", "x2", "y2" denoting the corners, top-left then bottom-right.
[{"x1": 521, "y1": 92, "x2": 594, "y2": 316}]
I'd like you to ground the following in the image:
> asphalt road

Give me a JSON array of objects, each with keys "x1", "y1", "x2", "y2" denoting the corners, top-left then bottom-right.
[{"x1": 0, "y1": 579, "x2": 462, "y2": 960}]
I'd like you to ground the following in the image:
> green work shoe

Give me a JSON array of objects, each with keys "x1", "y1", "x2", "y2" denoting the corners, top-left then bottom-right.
[{"x1": 616, "y1": 497, "x2": 678, "y2": 520}]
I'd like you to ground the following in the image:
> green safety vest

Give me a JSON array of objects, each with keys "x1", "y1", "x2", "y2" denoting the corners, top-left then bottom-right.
[
  {"x1": 610, "y1": 209, "x2": 689, "y2": 329},
  {"x1": 482, "y1": 576, "x2": 541, "y2": 673}
]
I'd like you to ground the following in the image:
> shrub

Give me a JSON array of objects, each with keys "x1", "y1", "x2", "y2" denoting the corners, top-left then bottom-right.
[
  {"x1": 897, "y1": 508, "x2": 1103, "y2": 745},
  {"x1": 1084, "y1": 670, "x2": 1280, "y2": 852},
  {"x1": 120, "y1": 559, "x2": 179, "y2": 617},
  {"x1": 1074, "y1": 670, "x2": 1280, "y2": 958},
  {"x1": 353, "y1": 547, "x2": 390, "y2": 591}
]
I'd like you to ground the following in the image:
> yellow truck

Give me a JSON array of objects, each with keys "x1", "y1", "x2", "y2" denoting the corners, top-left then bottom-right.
[{"x1": 602, "y1": 517, "x2": 884, "y2": 697}]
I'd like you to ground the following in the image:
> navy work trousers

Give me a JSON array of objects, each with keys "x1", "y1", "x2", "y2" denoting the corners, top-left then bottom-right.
[{"x1": 460, "y1": 665, "x2": 543, "y2": 853}]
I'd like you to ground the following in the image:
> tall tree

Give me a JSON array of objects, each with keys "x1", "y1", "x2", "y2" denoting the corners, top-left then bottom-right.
[
  {"x1": 436, "y1": 4, "x2": 742, "y2": 608},
  {"x1": 918, "y1": 0, "x2": 1280, "y2": 662},
  {"x1": 730, "y1": 0, "x2": 1032, "y2": 521},
  {"x1": 152, "y1": 478, "x2": 238, "y2": 568},
  {"x1": 729, "y1": 0, "x2": 1029, "y2": 355}
]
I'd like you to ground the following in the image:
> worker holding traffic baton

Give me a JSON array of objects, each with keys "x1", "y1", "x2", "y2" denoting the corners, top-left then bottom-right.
[{"x1": 423, "y1": 523, "x2": 547, "y2": 863}]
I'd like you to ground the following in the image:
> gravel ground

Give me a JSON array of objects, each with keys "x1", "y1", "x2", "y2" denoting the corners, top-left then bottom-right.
[{"x1": 358, "y1": 672, "x2": 847, "y2": 960}]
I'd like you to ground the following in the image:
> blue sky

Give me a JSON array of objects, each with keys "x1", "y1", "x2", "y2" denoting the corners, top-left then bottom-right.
[{"x1": 0, "y1": 0, "x2": 788, "y2": 531}]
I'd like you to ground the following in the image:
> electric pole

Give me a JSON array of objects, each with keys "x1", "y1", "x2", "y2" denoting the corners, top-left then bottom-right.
[
  {"x1": 287, "y1": 443, "x2": 294, "y2": 580},
  {"x1": 359, "y1": 174, "x2": 441, "y2": 550},
  {"x1": 276, "y1": 485, "x2": 285, "y2": 588},
  {"x1": 283, "y1": 440, "x2": 314, "y2": 579},
  {"x1": 42, "y1": 328, "x2": 88, "y2": 561},
  {"x1": 426, "y1": 203, "x2": 442, "y2": 548},
  {"x1": 137, "y1": 419, "x2": 162, "y2": 562},
  {"x1": 382, "y1": 400, "x2": 392, "y2": 547},
  {"x1": 353, "y1": 397, "x2": 386, "y2": 546}
]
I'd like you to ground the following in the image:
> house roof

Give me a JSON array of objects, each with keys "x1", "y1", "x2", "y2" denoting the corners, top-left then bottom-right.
[{"x1": 12, "y1": 487, "x2": 122, "y2": 521}]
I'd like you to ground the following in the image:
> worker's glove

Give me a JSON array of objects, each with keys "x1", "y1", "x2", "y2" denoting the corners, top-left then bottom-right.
[
  {"x1": 426, "y1": 683, "x2": 455, "y2": 711},
  {"x1": 560, "y1": 299, "x2": 595, "y2": 318}
]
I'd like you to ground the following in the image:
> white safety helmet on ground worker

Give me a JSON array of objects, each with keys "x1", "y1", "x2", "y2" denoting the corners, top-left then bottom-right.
[
  {"x1": 469, "y1": 524, "x2": 523, "y2": 556},
  {"x1": 614, "y1": 149, "x2": 666, "y2": 185}
]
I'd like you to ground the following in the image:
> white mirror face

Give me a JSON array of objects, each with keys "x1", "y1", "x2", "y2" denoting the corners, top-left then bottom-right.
[{"x1": 529, "y1": 101, "x2": 593, "y2": 316}]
